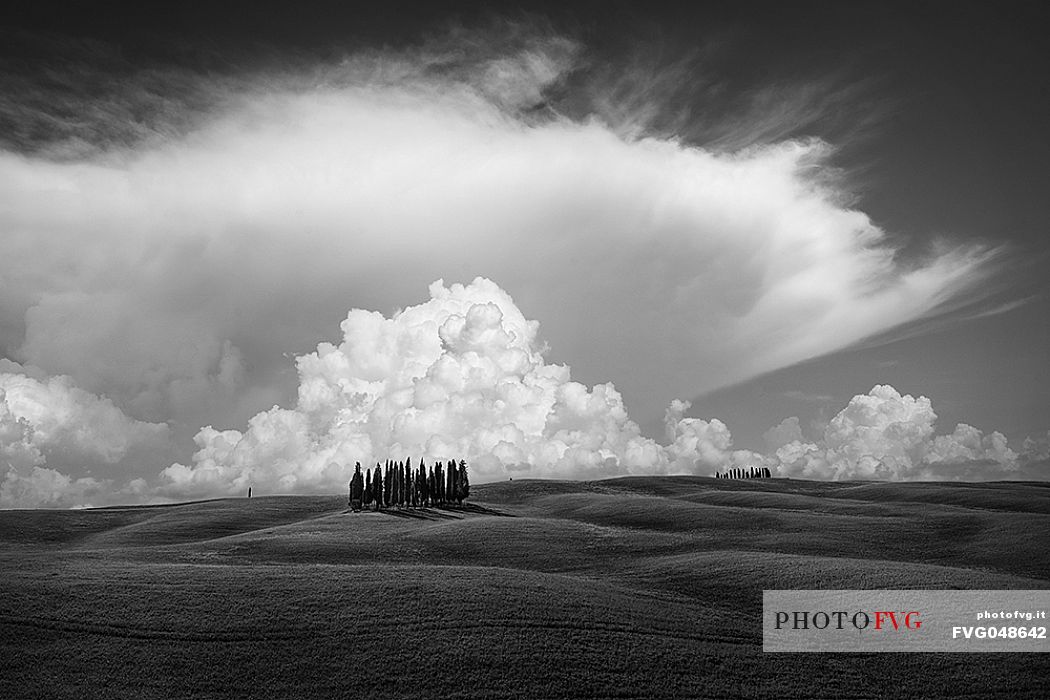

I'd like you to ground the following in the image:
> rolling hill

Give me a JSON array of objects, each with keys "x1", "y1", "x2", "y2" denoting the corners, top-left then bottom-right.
[{"x1": 2, "y1": 477, "x2": 1047, "y2": 698}]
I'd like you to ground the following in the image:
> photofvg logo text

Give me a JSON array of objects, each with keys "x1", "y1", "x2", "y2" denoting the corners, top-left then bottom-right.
[
  {"x1": 775, "y1": 609, "x2": 923, "y2": 632},
  {"x1": 763, "y1": 590, "x2": 1049, "y2": 652}
]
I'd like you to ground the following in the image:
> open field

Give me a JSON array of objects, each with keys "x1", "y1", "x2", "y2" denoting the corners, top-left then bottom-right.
[{"x1": 2, "y1": 477, "x2": 1048, "y2": 698}]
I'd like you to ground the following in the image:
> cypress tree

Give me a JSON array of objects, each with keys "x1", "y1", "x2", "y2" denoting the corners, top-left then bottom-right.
[
  {"x1": 384, "y1": 463, "x2": 392, "y2": 506},
  {"x1": 419, "y1": 461, "x2": 428, "y2": 506},
  {"x1": 446, "y1": 462, "x2": 455, "y2": 505},
  {"x1": 405, "y1": 463, "x2": 412, "y2": 507},
  {"x1": 373, "y1": 465, "x2": 383, "y2": 510},
  {"x1": 350, "y1": 463, "x2": 364, "y2": 512},
  {"x1": 411, "y1": 466, "x2": 418, "y2": 507},
  {"x1": 400, "y1": 460, "x2": 407, "y2": 506},
  {"x1": 415, "y1": 465, "x2": 422, "y2": 507},
  {"x1": 401, "y1": 461, "x2": 408, "y2": 506},
  {"x1": 413, "y1": 464, "x2": 420, "y2": 507},
  {"x1": 364, "y1": 468, "x2": 373, "y2": 506},
  {"x1": 400, "y1": 460, "x2": 406, "y2": 506},
  {"x1": 457, "y1": 460, "x2": 469, "y2": 505},
  {"x1": 428, "y1": 466, "x2": 435, "y2": 506},
  {"x1": 405, "y1": 460, "x2": 413, "y2": 507},
  {"x1": 403, "y1": 457, "x2": 410, "y2": 507}
]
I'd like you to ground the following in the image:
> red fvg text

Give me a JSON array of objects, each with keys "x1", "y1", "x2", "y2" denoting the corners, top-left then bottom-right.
[{"x1": 774, "y1": 611, "x2": 923, "y2": 631}]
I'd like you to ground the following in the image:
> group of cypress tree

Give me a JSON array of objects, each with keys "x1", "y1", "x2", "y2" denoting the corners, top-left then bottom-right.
[
  {"x1": 348, "y1": 457, "x2": 469, "y2": 512},
  {"x1": 716, "y1": 466, "x2": 772, "y2": 479}
]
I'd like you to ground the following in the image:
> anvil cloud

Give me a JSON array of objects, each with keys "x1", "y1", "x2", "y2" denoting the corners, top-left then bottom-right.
[{"x1": 0, "y1": 27, "x2": 1019, "y2": 505}]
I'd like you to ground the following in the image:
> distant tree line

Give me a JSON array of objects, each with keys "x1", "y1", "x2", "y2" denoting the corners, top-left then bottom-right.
[
  {"x1": 348, "y1": 458, "x2": 470, "y2": 512},
  {"x1": 716, "y1": 466, "x2": 772, "y2": 479}
]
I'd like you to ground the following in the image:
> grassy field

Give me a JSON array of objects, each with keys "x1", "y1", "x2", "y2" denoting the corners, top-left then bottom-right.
[{"x1": 2, "y1": 477, "x2": 1047, "y2": 698}]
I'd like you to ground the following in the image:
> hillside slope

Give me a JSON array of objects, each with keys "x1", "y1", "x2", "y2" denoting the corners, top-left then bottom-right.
[{"x1": 2, "y1": 477, "x2": 1047, "y2": 698}]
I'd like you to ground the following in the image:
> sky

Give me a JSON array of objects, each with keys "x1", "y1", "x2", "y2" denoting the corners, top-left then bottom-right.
[{"x1": 1, "y1": 1, "x2": 1047, "y2": 507}]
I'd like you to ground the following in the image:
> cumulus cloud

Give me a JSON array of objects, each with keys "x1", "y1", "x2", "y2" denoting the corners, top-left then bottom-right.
[
  {"x1": 0, "y1": 373, "x2": 170, "y2": 507},
  {"x1": 763, "y1": 416, "x2": 805, "y2": 451},
  {"x1": 5, "y1": 288, "x2": 1044, "y2": 506},
  {"x1": 663, "y1": 399, "x2": 763, "y2": 474},
  {"x1": 771, "y1": 385, "x2": 1043, "y2": 481},
  {"x1": 163, "y1": 282, "x2": 1046, "y2": 498},
  {"x1": 163, "y1": 278, "x2": 740, "y2": 496}
]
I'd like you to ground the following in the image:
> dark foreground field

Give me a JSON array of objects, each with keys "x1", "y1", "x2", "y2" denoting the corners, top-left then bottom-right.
[{"x1": 2, "y1": 477, "x2": 1048, "y2": 699}]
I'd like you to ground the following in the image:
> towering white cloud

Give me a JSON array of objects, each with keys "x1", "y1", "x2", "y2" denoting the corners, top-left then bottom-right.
[
  {"x1": 164, "y1": 283, "x2": 1047, "y2": 498},
  {"x1": 664, "y1": 399, "x2": 763, "y2": 473},
  {"x1": 772, "y1": 385, "x2": 1038, "y2": 481},
  {"x1": 0, "y1": 373, "x2": 170, "y2": 508},
  {"x1": 163, "y1": 278, "x2": 700, "y2": 495}
]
